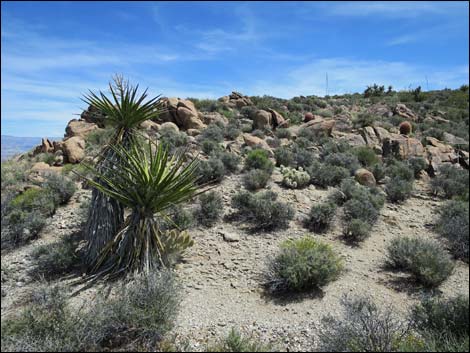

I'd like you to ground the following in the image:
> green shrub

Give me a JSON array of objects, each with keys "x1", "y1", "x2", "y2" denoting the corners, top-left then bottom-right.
[
  {"x1": 431, "y1": 164, "x2": 469, "y2": 200},
  {"x1": 386, "y1": 236, "x2": 454, "y2": 287},
  {"x1": 195, "y1": 191, "x2": 223, "y2": 227},
  {"x1": 1, "y1": 272, "x2": 180, "y2": 352},
  {"x1": 218, "y1": 151, "x2": 241, "y2": 174},
  {"x1": 243, "y1": 169, "x2": 271, "y2": 191},
  {"x1": 224, "y1": 121, "x2": 242, "y2": 140},
  {"x1": 307, "y1": 162, "x2": 350, "y2": 187},
  {"x1": 265, "y1": 236, "x2": 343, "y2": 293},
  {"x1": 343, "y1": 198, "x2": 380, "y2": 223},
  {"x1": 244, "y1": 149, "x2": 274, "y2": 173},
  {"x1": 343, "y1": 218, "x2": 372, "y2": 243},
  {"x1": 200, "y1": 124, "x2": 225, "y2": 143},
  {"x1": 436, "y1": 200, "x2": 469, "y2": 262},
  {"x1": 353, "y1": 112, "x2": 376, "y2": 128},
  {"x1": 275, "y1": 128, "x2": 291, "y2": 139},
  {"x1": 1, "y1": 160, "x2": 29, "y2": 189},
  {"x1": 291, "y1": 145, "x2": 317, "y2": 168},
  {"x1": 407, "y1": 157, "x2": 428, "y2": 178},
  {"x1": 318, "y1": 295, "x2": 410, "y2": 352},
  {"x1": 386, "y1": 160, "x2": 415, "y2": 181},
  {"x1": 386, "y1": 177, "x2": 413, "y2": 202},
  {"x1": 2, "y1": 209, "x2": 47, "y2": 247},
  {"x1": 85, "y1": 127, "x2": 114, "y2": 155},
  {"x1": 411, "y1": 295, "x2": 469, "y2": 340},
  {"x1": 251, "y1": 129, "x2": 265, "y2": 139},
  {"x1": 43, "y1": 173, "x2": 76, "y2": 205},
  {"x1": 206, "y1": 328, "x2": 273, "y2": 352},
  {"x1": 280, "y1": 166, "x2": 310, "y2": 188},
  {"x1": 353, "y1": 146, "x2": 379, "y2": 167},
  {"x1": 167, "y1": 205, "x2": 194, "y2": 230},
  {"x1": 372, "y1": 162, "x2": 386, "y2": 182},
  {"x1": 274, "y1": 146, "x2": 294, "y2": 167},
  {"x1": 323, "y1": 153, "x2": 361, "y2": 174},
  {"x1": 231, "y1": 191, "x2": 294, "y2": 231},
  {"x1": 201, "y1": 139, "x2": 223, "y2": 155},
  {"x1": 30, "y1": 235, "x2": 80, "y2": 279},
  {"x1": 304, "y1": 202, "x2": 336, "y2": 233},
  {"x1": 159, "y1": 128, "x2": 189, "y2": 153},
  {"x1": 197, "y1": 157, "x2": 226, "y2": 184}
]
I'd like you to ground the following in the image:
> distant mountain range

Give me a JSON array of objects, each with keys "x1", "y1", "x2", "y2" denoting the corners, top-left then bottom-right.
[{"x1": 1, "y1": 135, "x2": 61, "y2": 161}]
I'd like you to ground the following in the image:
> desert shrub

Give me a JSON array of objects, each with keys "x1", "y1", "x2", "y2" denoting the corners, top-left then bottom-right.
[
  {"x1": 321, "y1": 140, "x2": 351, "y2": 156},
  {"x1": 372, "y1": 162, "x2": 386, "y2": 182},
  {"x1": 43, "y1": 172, "x2": 76, "y2": 205},
  {"x1": 323, "y1": 153, "x2": 361, "y2": 174},
  {"x1": 407, "y1": 157, "x2": 428, "y2": 178},
  {"x1": 10, "y1": 188, "x2": 55, "y2": 215},
  {"x1": 1, "y1": 160, "x2": 30, "y2": 189},
  {"x1": 274, "y1": 146, "x2": 294, "y2": 167},
  {"x1": 275, "y1": 128, "x2": 291, "y2": 139},
  {"x1": 316, "y1": 109, "x2": 333, "y2": 118},
  {"x1": 318, "y1": 295, "x2": 410, "y2": 352},
  {"x1": 353, "y1": 112, "x2": 376, "y2": 128},
  {"x1": 386, "y1": 177, "x2": 413, "y2": 202},
  {"x1": 195, "y1": 191, "x2": 223, "y2": 227},
  {"x1": 200, "y1": 124, "x2": 225, "y2": 143},
  {"x1": 436, "y1": 200, "x2": 469, "y2": 262},
  {"x1": 85, "y1": 127, "x2": 114, "y2": 155},
  {"x1": 1, "y1": 272, "x2": 180, "y2": 352},
  {"x1": 159, "y1": 128, "x2": 189, "y2": 153},
  {"x1": 197, "y1": 157, "x2": 225, "y2": 184},
  {"x1": 2, "y1": 209, "x2": 47, "y2": 247},
  {"x1": 265, "y1": 236, "x2": 343, "y2": 293},
  {"x1": 251, "y1": 129, "x2": 265, "y2": 139},
  {"x1": 339, "y1": 178, "x2": 385, "y2": 209},
  {"x1": 430, "y1": 164, "x2": 469, "y2": 200},
  {"x1": 167, "y1": 205, "x2": 194, "y2": 230},
  {"x1": 352, "y1": 146, "x2": 379, "y2": 167},
  {"x1": 280, "y1": 166, "x2": 310, "y2": 188},
  {"x1": 304, "y1": 202, "x2": 337, "y2": 233},
  {"x1": 201, "y1": 139, "x2": 223, "y2": 155},
  {"x1": 307, "y1": 161, "x2": 350, "y2": 188},
  {"x1": 386, "y1": 236, "x2": 454, "y2": 287},
  {"x1": 30, "y1": 235, "x2": 80, "y2": 279},
  {"x1": 218, "y1": 151, "x2": 241, "y2": 173},
  {"x1": 243, "y1": 169, "x2": 271, "y2": 191},
  {"x1": 231, "y1": 191, "x2": 294, "y2": 231},
  {"x1": 291, "y1": 145, "x2": 317, "y2": 168},
  {"x1": 343, "y1": 197, "x2": 380, "y2": 223},
  {"x1": 206, "y1": 328, "x2": 273, "y2": 352},
  {"x1": 386, "y1": 160, "x2": 415, "y2": 181},
  {"x1": 244, "y1": 149, "x2": 274, "y2": 173},
  {"x1": 411, "y1": 295, "x2": 469, "y2": 340},
  {"x1": 343, "y1": 218, "x2": 372, "y2": 243},
  {"x1": 224, "y1": 123, "x2": 242, "y2": 140},
  {"x1": 37, "y1": 152, "x2": 56, "y2": 166}
]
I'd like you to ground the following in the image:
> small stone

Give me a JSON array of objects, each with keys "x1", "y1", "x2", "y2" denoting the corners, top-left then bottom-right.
[{"x1": 219, "y1": 231, "x2": 240, "y2": 242}]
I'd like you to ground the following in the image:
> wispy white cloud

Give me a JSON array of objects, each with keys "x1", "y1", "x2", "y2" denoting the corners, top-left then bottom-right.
[
  {"x1": 246, "y1": 58, "x2": 469, "y2": 98},
  {"x1": 322, "y1": 1, "x2": 465, "y2": 19}
]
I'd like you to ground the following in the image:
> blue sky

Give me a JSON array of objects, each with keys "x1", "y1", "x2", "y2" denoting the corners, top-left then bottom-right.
[{"x1": 2, "y1": 1, "x2": 469, "y2": 137}]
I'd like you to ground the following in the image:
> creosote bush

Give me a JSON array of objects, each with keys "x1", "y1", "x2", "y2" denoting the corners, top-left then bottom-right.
[
  {"x1": 386, "y1": 176, "x2": 413, "y2": 202},
  {"x1": 206, "y1": 328, "x2": 274, "y2": 352},
  {"x1": 231, "y1": 191, "x2": 294, "y2": 231},
  {"x1": 318, "y1": 295, "x2": 411, "y2": 352},
  {"x1": 431, "y1": 164, "x2": 469, "y2": 200},
  {"x1": 195, "y1": 191, "x2": 223, "y2": 227},
  {"x1": 265, "y1": 236, "x2": 343, "y2": 293},
  {"x1": 197, "y1": 157, "x2": 226, "y2": 184},
  {"x1": 304, "y1": 202, "x2": 336, "y2": 233},
  {"x1": 1, "y1": 272, "x2": 180, "y2": 352},
  {"x1": 218, "y1": 151, "x2": 241, "y2": 174},
  {"x1": 386, "y1": 236, "x2": 454, "y2": 287},
  {"x1": 243, "y1": 169, "x2": 271, "y2": 191},
  {"x1": 30, "y1": 235, "x2": 81, "y2": 279},
  {"x1": 436, "y1": 200, "x2": 469, "y2": 262},
  {"x1": 244, "y1": 149, "x2": 274, "y2": 173},
  {"x1": 307, "y1": 161, "x2": 350, "y2": 188},
  {"x1": 352, "y1": 146, "x2": 379, "y2": 167}
]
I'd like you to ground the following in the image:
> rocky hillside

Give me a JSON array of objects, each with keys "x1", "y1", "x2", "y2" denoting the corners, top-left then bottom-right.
[{"x1": 1, "y1": 86, "x2": 469, "y2": 352}]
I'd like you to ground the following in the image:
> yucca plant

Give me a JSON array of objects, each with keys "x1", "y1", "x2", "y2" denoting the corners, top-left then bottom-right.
[
  {"x1": 81, "y1": 75, "x2": 165, "y2": 266},
  {"x1": 80, "y1": 138, "x2": 200, "y2": 281}
]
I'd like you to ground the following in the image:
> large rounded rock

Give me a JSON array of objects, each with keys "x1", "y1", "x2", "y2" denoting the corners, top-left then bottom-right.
[
  {"x1": 253, "y1": 110, "x2": 272, "y2": 130},
  {"x1": 63, "y1": 136, "x2": 86, "y2": 163},
  {"x1": 394, "y1": 104, "x2": 417, "y2": 121},
  {"x1": 160, "y1": 97, "x2": 206, "y2": 130},
  {"x1": 65, "y1": 119, "x2": 99, "y2": 139},
  {"x1": 242, "y1": 133, "x2": 273, "y2": 157},
  {"x1": 355, "y1": 168, "x2": 376, "y2": 187}
]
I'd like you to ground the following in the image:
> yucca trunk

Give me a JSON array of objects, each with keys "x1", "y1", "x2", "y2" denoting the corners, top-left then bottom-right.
[
  {"x1": 84, "y1": 129, "x2": 130, "y2": 266},
  {"x1": 88, "y1": 210, "x2": 169, "y2": 281}
]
